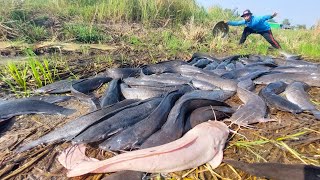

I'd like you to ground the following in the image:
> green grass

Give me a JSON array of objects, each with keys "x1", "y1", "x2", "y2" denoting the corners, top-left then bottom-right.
[
  {"x1": 63, "y1": 23, "x2": 110, "y2": 43},
  {"x1": 161, "y1": 30, "x2": 193, "y2": 53},
  {"x1": 0, "y1": 55, "x2": 61, "y2": 96},
  {"x1": 28, "y1": 58, "x2": 55, "y2": 87},
  {"x1": 2, "y1": 62, "x2": 29, "y2": 96},
  {"x1": 0, "y1": 0, "x2": 319, "y2": 58},
  {"x1": 128, "y1": 35, "x2": 143, "y2": 46},
  {"x1": 0, "y1": 0, "x2": 208, "y2": 25}
]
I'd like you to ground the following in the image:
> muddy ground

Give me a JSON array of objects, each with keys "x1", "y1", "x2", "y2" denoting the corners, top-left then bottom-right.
[{"x1": 0, "y1": 48, "x2": 319, "y2": 180}]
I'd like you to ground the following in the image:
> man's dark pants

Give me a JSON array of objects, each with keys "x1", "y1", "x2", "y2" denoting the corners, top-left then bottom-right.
[{"x1": 240, "y1": 27, "x2": 281, "y2": 49}]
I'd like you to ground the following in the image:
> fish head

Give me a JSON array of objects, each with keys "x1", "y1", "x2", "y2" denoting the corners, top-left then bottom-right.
[{"x1": 206, "y1": 121, "x2": 230, "y2": 137}]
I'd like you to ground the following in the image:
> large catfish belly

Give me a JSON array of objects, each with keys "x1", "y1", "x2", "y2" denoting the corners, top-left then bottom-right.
[{"x1": 58, "y1": 121, "x2": 229, "y2": 177}]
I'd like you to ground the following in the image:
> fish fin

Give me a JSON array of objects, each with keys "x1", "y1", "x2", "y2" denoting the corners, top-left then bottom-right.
[
  {"x1": 208, "y1": 148, "x2": 224, "y2": 169},
  {"x1": 58, "y1": 144, "x2": 98, "y2": 170},
  {"x1": 15, "y1": 143, "x2": 36, "y2": 153},
  {"x1": 107, "y1": 128, "x2": 123, "y2": 136}
]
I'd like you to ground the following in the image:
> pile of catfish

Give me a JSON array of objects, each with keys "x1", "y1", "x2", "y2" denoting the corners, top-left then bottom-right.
[{"x1": 1, "y1": 52, "x2": 320, "y2": 179}]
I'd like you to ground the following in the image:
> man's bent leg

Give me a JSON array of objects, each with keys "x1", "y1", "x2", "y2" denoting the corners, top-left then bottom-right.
[
  {"x1": 261, "y1": 30, "x2": 281, "y2": 49},
  {"x1": 239, "y1": 27, "x2": 254, "y2": 44}
]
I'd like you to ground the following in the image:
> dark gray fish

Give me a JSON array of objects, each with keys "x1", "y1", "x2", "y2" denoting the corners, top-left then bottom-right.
[
  {"x1": 184, "y1": 105, "x2": 233, "y2": 132},
  {"x1": 21, "y1": 95, "x2": 71, "y2": 104},
  {"x1": 175, "y1": 65, "x2": 217, "y2": 76},
  {"x1": 259, "y1": 81, "x2": 302, "y2": 113},
  {"x1": 237, "y1": 70, "x2": 270, "y2": 81},
  {"x1": 247, "y1": 54, "x2": 263, "y2": 61},
  {"x1": 142, "y1": 60, "x2": 187, "y2": 75},
  {"x1": 191, "y1": 80, "x2": 220, "y2": 90},
  {"x1": 0, "y1": 95, "x2": 71, "y2": 104},
  {"x1": 225, "y1": 87, "x2": 268, "y2": 126},
  {"x1": 259, "y1": 55, "x2": 275, "y2": 63},
  {"x1": 237, "y1": 79, "x2": 255, "y2": 91},
  {"x1": 71, "y1": 76, "x2": 111, "y2": 110},
  {"x1": 239, "y1": 58, "x2": 259, "y2": 65},
  {"x1": 221, "y1": 67, "x2": 270, "y2": 79},
  {"x1": 285, "y1": 81, "x2": 320, "y2": 119},
  {"x1": 203, "y1": 61, "x2": 219, "y2": 70},
  {"x1": 223, "y1": 159, "x2": 320, "y2": 180},
  {"x1": 238, "y1": 54, "x2": 266, "y2": 65},
  {"x1": 239, "y1": 54, "x2": 273, "y2": 64},
  {"x1": 71, "y1": 86, "x2": 101, "y2": 111},
  {"x1": 100, "y1": 79, "x2": 121, "y2": 108},
  {"x1": 235, "y1": 61, "x2": 245, "y2": 69},
  {"x1": 182, "y1": 72, "x2": 238, "y2": 92},
  {"x1": 102, "y1": 171, "x2": 143, "y2": 180},
  {"x1": 215, "y1": 55, "x2": 241, "y2": 69},
  {"x1": 120, "y1": 83, "x2": 174, "y2": 100},
  {"x1": 244, "y1": 61, "x2": 277, "y2": 68},
  {"x1": 123, "y1": 77, "x2": 169, "y2": 87},
  {"x1": 254, "y1": 72, "x2": 320, "y2": 87},
  {"x1": 72, "y1": 97, "x2": 162, "y2": 144},
  {"x1": 189, "y1": 58, "x2": 212, "y2": 68},
  {"x1": 272, "y1": 66, "x2": 320, "y2": 74},
  {"x1": 0, "y1": 100, "x2": 75, "y2": 120},
  {"x1": 0, "y1": 99, "x2": 5, "y2": 106},
  {"x1": 99, "y1": 88, "x2": 188, "y2": 151},
  {"x1": 0, "y1": 118, "x2": 11, "y2": 126},
  {"x1": 189, "y1": 52, "x2": 218, "y2": 62},
  {"x1": 106, "y1": 68, "x2": 141, "y2": 79},
  {"x1": 34, "y1": 79, "x2": 84, "y2": 94},
  {"x1": 225, "y1": 63, "x2": 236, "y2": 71},
  {"x1": 273, "y1": 57, "x2": 318, "y2": 68},
  {"x1": 72, "y1": 76, "x2": 112, "y2": 94},
  {"x1": 215, "y1": 61, "x2": 230, "y2": 70},
  {"x1": 140, "y1": 73, "x2": 191, "y2": 85},
  {"x1": 16, "y1": 99, "x2": 139, "y2": 153},
  {"x1": 283, "y1": 60, "x2": 318, "y2": 68},
  {"x1": 141, "y1": 90, "x2": 233, "y2": 148},
  {"x1": 212, "y1": 69, "x2": 229, "y2": 76}
]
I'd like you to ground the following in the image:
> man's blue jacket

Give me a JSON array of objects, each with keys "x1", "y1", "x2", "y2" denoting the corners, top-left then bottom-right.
[{"x1": 227, "y1": 15, "x2": 272, "y2": 32}]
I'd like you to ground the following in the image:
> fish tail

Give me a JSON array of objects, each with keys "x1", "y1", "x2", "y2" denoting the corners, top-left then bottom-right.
[
  {"x1": 15, "y1": 141, "x2": 38, "y2": 153},
  {"x1": 311, "y1": 110, "x2": 320, "y2": 120}
]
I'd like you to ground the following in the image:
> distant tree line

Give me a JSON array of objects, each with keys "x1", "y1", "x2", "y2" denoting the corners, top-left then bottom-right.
[{"x1": 268, "y1": 18, "x2": 307, "y2": 30}]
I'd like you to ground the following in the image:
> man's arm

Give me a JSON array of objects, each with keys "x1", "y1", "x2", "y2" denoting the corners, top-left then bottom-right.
[
  {"x1": 226, "y1": 20, "x2": 246, "y2": 26},
  {"x1": 260, "y1": 12, "x2": 277, "y2": 22}
]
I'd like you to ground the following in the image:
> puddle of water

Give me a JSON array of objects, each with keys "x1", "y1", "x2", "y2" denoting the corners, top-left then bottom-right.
[
  {"x1": 34, "y1": 42, "x2": 117, "y2": 51},
  {"x1": 0, "y1": 41, "x2": 117, "y2": 65}
]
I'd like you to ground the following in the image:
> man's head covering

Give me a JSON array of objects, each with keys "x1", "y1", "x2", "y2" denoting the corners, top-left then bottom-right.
[{"x1": 241, "y1": 9, "x2": 252, "y2": 17}]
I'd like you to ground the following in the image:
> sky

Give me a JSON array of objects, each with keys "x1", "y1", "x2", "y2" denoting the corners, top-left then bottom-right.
[{"x1": 196, "y1": 0, "x2": 320, "y2": 28}]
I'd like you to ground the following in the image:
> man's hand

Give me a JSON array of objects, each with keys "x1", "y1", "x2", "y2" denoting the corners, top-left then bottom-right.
[{"x1": 271, "y1": 12, "x2": 278, "y2": 18}]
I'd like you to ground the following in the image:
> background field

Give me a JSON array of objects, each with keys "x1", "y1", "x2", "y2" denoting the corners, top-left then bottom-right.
[{"x1": 0, "y1": 0, "x2": 319, "y2": 58}]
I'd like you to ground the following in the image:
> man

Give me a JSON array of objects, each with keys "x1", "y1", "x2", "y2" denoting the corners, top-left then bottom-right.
[{"x1": 226, "y1": 9, "x2": 281, "y2": 49}]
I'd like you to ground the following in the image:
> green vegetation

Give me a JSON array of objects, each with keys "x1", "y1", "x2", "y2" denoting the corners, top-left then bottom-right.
[
  {"x1": 0, "y1": 55, "x2": 62, "y2": 96},
  {"x1": 63, "y1": 23, "x2": 111, "y2": 43},
  {"x1": 4, "y1": 62, "x2": 29, "y2": 95},
  {"x1": 1, "y1": 0, "x2": 319, "y2": 58}
]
